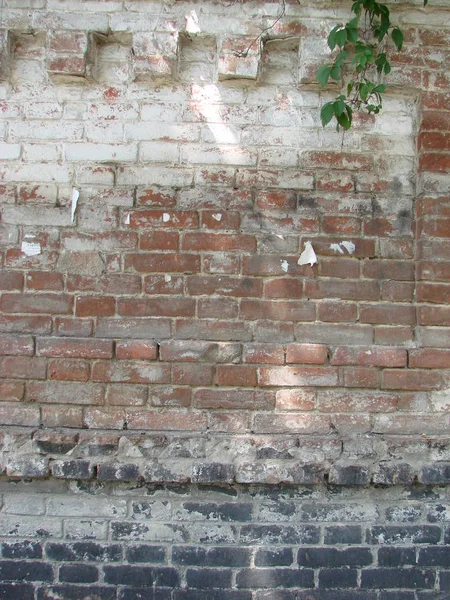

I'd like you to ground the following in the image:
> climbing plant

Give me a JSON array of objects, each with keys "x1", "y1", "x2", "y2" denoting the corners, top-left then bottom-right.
[{"x1": 317, "y1": 0, "x2": 429, "y2": 130}]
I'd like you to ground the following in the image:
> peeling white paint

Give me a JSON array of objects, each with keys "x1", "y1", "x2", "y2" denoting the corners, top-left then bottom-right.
[
  {"x1": 163, "y1": 213, "x2": 170, "y2": 223},
  {"x1": 281, "y1": 259, "x2": 289, "y2": 273},
  {"x1": 21, "y1": 239, "x2": 41, "y2": 256},
  {"x1": 124, "y1": 213, "x2": 131, "y2": 225},
  {"x1": 71, "y1": 188, "x2": 79, "y2": 223},
  {"x1": 186, "y1": 10, "x2": 201, "y2": 33},
  {"x1": 212, "y1": 213, "x2": 222, "y2": 221},
  {"x1": 330, "y1": 241, "x2": 356, "y2": 255},
  {"x1": 298, "y1": 241, "x2": 317, "y2": 267},
  {"x1": 164, "y1": 274, "x2": 172, "y2": 282}
]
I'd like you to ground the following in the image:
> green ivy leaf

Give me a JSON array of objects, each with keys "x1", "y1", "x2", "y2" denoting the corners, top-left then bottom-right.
[
  {"x1": 316, "y1": 65, "x2": 331, "y2": 88},
  {"x1": 392, "y1": 27, "x2": 404, "y2": 50},
  {"x1": 335, "y1": 28, "x2": 348, "y2": 48},
  {"x1": 337, "y1": 111, "x2": 352, "y2": 130},
  {"x1": 330, "y1": 65, "x2": 341, "y2": 80},
  {"x1": 321, "y1": 102, "x2": 335, "y2": 127},
  {"x1": 334, "y1": 99, "x2": 346, "y2": 117},
  {"x1": 327, "y1": 25, "x2": 341, "y2": 50},
  {"x1": 424, "y1": 0, "x2": 428, "y2": 5}
]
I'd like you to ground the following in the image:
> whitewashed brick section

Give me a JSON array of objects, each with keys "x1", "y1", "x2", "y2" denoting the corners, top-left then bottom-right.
[{"x1": 65, "y1": 143, "x2": 137, "y2": 162}]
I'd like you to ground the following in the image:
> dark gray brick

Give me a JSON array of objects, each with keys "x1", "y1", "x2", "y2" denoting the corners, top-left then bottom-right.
[
  {"x1": 0, "y1": 560, "x2": 53, "y2": 582},
  {"x1": 236, "y1": 568, "x2": 314, "y2": 589},
  {"x1": 104, "y1": 566, "x2": 180, "y2": 587},
  {"x1": 378, "y1": 547, "x2": 416, "y2": 567},
  {"x1": 324, "y1": 526, "x2": 362, "y2": 545},
  {"x1": 366, "y1": 526, "x2": 441, "y2": 545},
  {"x1": 1, "y1": 541, "x2": 42, "y2": 559},
  {"x1": 319, "y1": 568, "x2": 358, "y2": 588},
  {"x1": 0, "y1": 583, "x2": 35, "y2": 600},
  {"x1": 172, "y1": 546, "x2": 251, "y2": 567},
  {"x1": 45, "y1": 542, "x2": 122, "y2": 562},
  {"x1": 126, "y1": 545, "x2": 166, "y2": 564},
  {"x1": 255, "y1": 548, "x2": 293, "y2": 567},
  {"x1": 37, "y1": 586, "x2": 116, "y2": 600},
  {"x1": 298, "y1": 547, "x2": 373, "y2": 567},
  {"x1": 59, "y1": 564, "x2": 98, "y2": 583},
  {"x1": 361, "y1": 568, "x2": 435, "y2": 589},
  {"x1": 186, "y1": 568, "x2": 232, "y2": 589}
]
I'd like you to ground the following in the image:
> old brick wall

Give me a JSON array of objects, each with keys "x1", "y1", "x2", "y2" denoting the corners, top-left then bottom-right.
[{"x1": 0, "y1": 0, "x2": 449, "y2": 596}]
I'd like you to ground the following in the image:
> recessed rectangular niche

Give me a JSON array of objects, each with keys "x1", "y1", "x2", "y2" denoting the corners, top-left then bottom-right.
[
  {"x1": 260, "y1": 37, "x2": 300, "y2": 86},
  {"x1": 88, "y1": 32, "x2": 133, "y2": 85},
  {"x1": 178, "y1": 33, "x2": 216, "y2": 83},
  {"x1": 9, "y1": 31, "x2": 47, "y2": 83}
]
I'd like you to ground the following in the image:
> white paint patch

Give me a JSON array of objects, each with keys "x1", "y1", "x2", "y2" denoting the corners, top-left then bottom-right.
[
  {"x1": 71, "y1": 188, "x2": 79, "y2": 223},
  {"x1": 281, "y1": 259, "x2": 289, "y2": 273},
  {"x1": 341, "y1": 240, "x2": 356, "y2": 255},
  {"x1": 124, "y1": 213, "x2": 131, "y2": 225},
  {"x1": 212, "y1": 213, "x2": 222, "y2": 222},
  {"x1": 21, "y1": 241, "x2": 41, "y2": 256},
  {"x1": 164, "y1": 274, "x2": 172, "y2": 282},
  {"x1": 276, "y1": 234, "x2": 284, "y2": 239},
  {"x1": 330, "y1": 241, "x2": 356, "y2": 255},
  {"x1": 298, "y1": 241, "x2": 317, "y2": 267},
  {"x1": 163, "y1": 213, "x2": 170, "y2": 223},
  {"x1": 330, "y1": 243, "x2": 345, "y2": 255},
  {"x1": 186, "y1": 9, "x2": 201, "y2": 33}
]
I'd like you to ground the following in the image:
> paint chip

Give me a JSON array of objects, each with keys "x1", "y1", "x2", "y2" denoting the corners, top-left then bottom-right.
[
  {"x1": 281, "y1": 260, "x2": 289, "y2": 273},
  {"x1": 21, "y1": 241, "x2": 41, "y2": 256},
  {"x1": 71, "y1": 188, "x2": 79, "y2": 223},
  {"x1": 186, "y1": 9, "x2": 201, "y2": 33},
  {"x1": 298, "y1": 241, "x2": 317, "y2": 267},
  {"x1": 163, "y1": 213, "x2": 170, "y2": 223},
  {"x1": 330, "y1": 241, "x2": 356, "y2": 255},
  {"x1": 330, "y1": 243, "x2": 344, "y2": 255},
  {"x1": 164, "y1": 274, "x2": 172, "y2": 282},
  {"x1": 212, "y1": 213, "x2": 222, "y2": 222},
  {"x1": 124, "y1": 213, "x2": 131, "y2": 225}
]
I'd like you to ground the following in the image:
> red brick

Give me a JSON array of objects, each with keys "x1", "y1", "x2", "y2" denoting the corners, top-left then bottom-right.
[
  {"x1": 37, "y1": 337, "x2": 113, "y2": 359},
  {"x1": 197, "y1": 297, "x2": 239, "y2": 319},
  {"x1": 49, "y1": 359, "x2": 90, "y2": 382},
  {"x1": 49, "y1": 31, "x2": 87, "y2": 53},
  {"x1": 259, "y1": 366, "x2": 338, "y2": 387},
  {"x1": 148, "y1": 387, "x2": 191, "y2": 408},
  {"x1": 420, "y1": 153, "x2": 450, "y2": 173},
  {"x1": 0, "y1": 404, "x2": 40, "y2": 426},
  {"x1": 76, "y1": 296, "x2": 115, "y2": 317},
  {"x1": 130, "y1": 210, "x2": 198, "y2": 229},
  {"x1": 0, "y1": 316, "x2": 52, "y2": 334},
  {"x1": 382, "y1": 282, "x2": 414, "y2": 302},
  {"x1": 92, "y1": 361, "x2": 171, "y2": 384},
  {"x1": 209, "y1": 413, "x2": 250, "y2": 433},
  {"x1": 0, "y1": 335, "x2": 34, "y2": 356},
  {"x1": 264, "y1": 278, "x2": 303, "y2": 299},
  {"x1": 382, "y1": 369, "x2": 442, "y2": 391},
  {"x1": 306, "y1": 237, "x2": 376, "y2": 258},
  {"x1": 125, "y1": 253, "x2": 200, "y2": 273},
  {"x1": 418, "y1": 28, "x2": 450, "y2": 46},
  {"x1": 418, "y1": 306, "x2": 450, "y2": 326},
  {"x1": 360, "y1": 304, "x2": 416, "y2": 325},
  {"x1": 275, "y1": 389, "x2": 315, "y2": 410},
  {"x1": 318, "y1": 302, "x2": 357, "y2": 323},
  {"x1": 0, "y1": 356, "x2": 46, "y2": 380},
  {"x1": 316, "y1": 172, "x2": 354, "y2": 192},
  {"x1": 322, "y1": 216, "x2": 361, "y2": 235},
  {"x1": 302, "y1": 151, "x2": 372, "y2": 171},
  {"x1": 242, "y1": 255, "x2": 309, "y2": 277},
  {"x1": 331, "y1": 346, "x2": 407, "y2": 367},
  {"x1": 373, "y1": 414, "x2": 448, "y2": 435},
  {"x1": 318, "y1": 390, "x2": 396, "y2": 412},
  {"x1": 419, "y1": 132, "x2": 450, "y2": 151},
  {"x1": 173, "y1": 364, "x2": 214, "y2": 386},
  {"x1": 256, "y1": 191, "x2": 297, "y2": 210},
  {"x1": 0, "y1": 293, "x2": 73, "y2": 314},
  {"x1": 341, "y1": 367, "x2": 379, "y2": 388},
  {"x1": 215, "y1": 365, "x2": 258, "y2": 387},
  {"x1": 421, "y1": 111, "x2": 450, "y2": 131},
  {"x1": 0, "y1": 381, "x2": 24, "y2": 401},
  {"x1": 41, "y1": 406, "x2": 83, "y2": 428},
  {"x1": 84, "y1": 408, "x2": 125, "y2": 430},
  {"x1": 305, "y1": 280, "x2": 379, "y2": 301},
  {"x1": 107, "y1": 384, "x2": 147, "y2": 406},
  {"x1": 409, "y1": 349, "x2": 450, "y2": 369},
  {"x1": 182, "y1": 232, "x2": 256, "y2": 252},
  {"x1": 47, "y1": 56, "x2": 86, "y2": 75},
  {"x1": 418, "y1": 261, "x2": 450, "y2": 281},
  {"x1": 417, "y1": 283, "x2": 450, "y2": 304},
  {"x1": 362, "y1": 260, "x2": 415, "y2": 281},
  {"x1": 26, "y1": 272, "x2": 64, "y2": 291},
  {"x1": 0, "y1": 272, "x2": 23, "y2": 291},
  {"x1": 203, "y1": 253, "x2": 240, "y2": 274},
  {"x1": 320, "y1": 259, "x2": 360, "y2": 279},
  {"x1": 243, "y1": 344, "x2": 285, "y2": 365},
  {"x1": 136, "y1": 188, "x2": 177, "y2": 207},
  {"x1": 116, "y1": 340, "x2": 157, "y2": 360},
  {"x1": 126, "y1": 410, "x2": 208, "y2": 431},
  {"x1": 374, "y1": 327, "x2": 414, "y2": 345},
  {"x1": 143, "y1": 275, "x2": 184, "y2": 295},
  {"x1": 54, "y1": 318, "x2": 93, "y2": 337},
  {"x1": 159, "y1": 340, "x2": 241, "y2": 362},
  {"x1": 27, "y1": 381, "x2": 104, "y2": 405},
  {"x1": 193, "y1": 389, "x2": 274, "y2": 410},
  {"x1": 253, "y1": 414, "x2": 330, "y2": 434},
  {"x1": 139, "y1": 231, "x2": 179, "y2": 250},
  {"x1": 117, "y1": 297, "x2": 195, "y2": 317},
  {"x1": 286, "y1": 344, "x2": 328, "y2": 365},
  {"x1": 240, "y1": 300, "x2": 315, "y2": 322},
  {"x1": 187, "y1": 275, "x2": 262, "y2": 298},
  {"x1": 67, "y1": 275, "x2": 141, "y2": 295},
  {"x1": 201, "y1": 211, "x2": 240, "y2": 230}
]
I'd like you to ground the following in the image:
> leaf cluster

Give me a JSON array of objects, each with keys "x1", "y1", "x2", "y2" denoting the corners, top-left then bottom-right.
[{"x1": 317, "y1": 0, "x2": 429, "y2": 130}]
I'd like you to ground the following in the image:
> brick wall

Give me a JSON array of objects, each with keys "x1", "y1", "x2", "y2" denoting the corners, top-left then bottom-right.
[{"x1": 0, "y1": 0, "x2": 449, "y2": 596}]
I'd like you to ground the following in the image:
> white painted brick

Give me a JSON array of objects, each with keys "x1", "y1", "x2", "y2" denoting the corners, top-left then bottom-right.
[
  {"x1": 0, "y1": 515, "x2": 62, "y2": 537},
  {"x1": 32, "y1": 12, "x2": 109, "y2": 31},
  {"x1": 0, "y1": 143, "x2": 21, "y2": 159},
  {"x1": 47, "y1": 496, "x2": 127, "y2": 517},
  {"x1": 9, "y1": 121, "x2": 84, "y2": 141},
  {"x1": 88, "y1": 103, "x2": 139, "y2": 121},
  {"x1": 63, "y1": 519, "x2": 108, "y2": 540},
  {"x1": 259, "y1": 147, "x2": 298, "y2": 168},
  {"x1": 202, "y1": 124, "x2": 241, "y2": 145},
  {"x1": 117, "y1": 166, "x2": 194, "y2": 187},
  {"x1": 125, "y1": 123, "x2": 200, "y2": 142},
  {"x1": 85, "y1": 121, "x2": 124, "y2": 143},
  {"x1": 140, "y1": 142, "x2": 180, "y2": 163},
  {"x1": 63, "y1": 103, "x2": 89, "y2": 120},
  {"x1": 23, "y1": 102, "x2": 63, "y2": 119},
  {"x1": 23, "y1": 143, "x2": 61, "y2": 162},
  {"x1": 76, "y1": 166, "x2": 115, "y2": 185},
  {"x1": 2, "y1": 163, "x2": 73, "y2": 183},
  {"x1": 140, "y1": 103, "x2": 181, "y2": 122},
  {"x1": 3, "y1": 494, "x2": 46, "y2": 515},
  {"x1": 2, "y1": 205, "x2": 73, "y2": 226},
  {"x1": 181, "y1": 144, "x2": 257, "y2": 166},
  {"x1": 65, "y1": 143, "x2": 137, "y2": 162}
]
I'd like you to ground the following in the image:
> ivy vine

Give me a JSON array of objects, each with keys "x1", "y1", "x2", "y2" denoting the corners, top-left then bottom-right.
[{"x1": 317, "y1": 0, "x2": 429, "y2": 130}]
